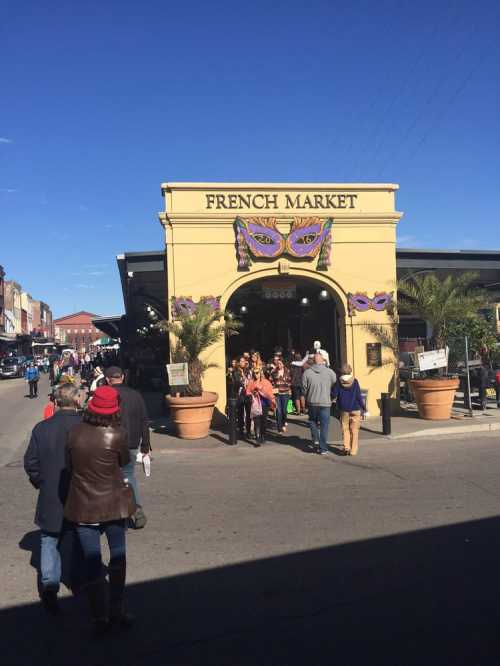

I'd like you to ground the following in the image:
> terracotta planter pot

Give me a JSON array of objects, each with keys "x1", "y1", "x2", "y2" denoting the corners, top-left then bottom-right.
[
  {"x1": 409, "y1": 378, "x2": 459, "y2": 421},
  {"x1": 166, "y1": 391, "x2": 218, "y2": 439}
]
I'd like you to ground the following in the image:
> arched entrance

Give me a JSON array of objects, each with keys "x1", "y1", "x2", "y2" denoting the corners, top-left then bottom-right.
[{"x1": 225, "y1": 275, "x2": 344, "y2": 365}]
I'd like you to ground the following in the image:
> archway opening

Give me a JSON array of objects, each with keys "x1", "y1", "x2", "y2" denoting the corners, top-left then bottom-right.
[{"x1": 226, "y1": 276, "x2": 343, "y2": 365}]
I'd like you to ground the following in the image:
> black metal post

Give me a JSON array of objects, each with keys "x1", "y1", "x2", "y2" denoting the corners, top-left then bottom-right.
[
  {"x1": 228, "y1": 397, "x2": 238, "y2": 445},
  {"x1": 463, "y1": 375, "x2": 471, "y2": 411},
  {"x1": 381, "y1": 392, "x2": 391, "y2": 435}
]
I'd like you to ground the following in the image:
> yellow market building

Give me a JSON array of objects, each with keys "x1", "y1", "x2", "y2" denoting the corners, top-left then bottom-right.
[{"x1": 159, "y1": 182, "x2": 403, "y2": 416}]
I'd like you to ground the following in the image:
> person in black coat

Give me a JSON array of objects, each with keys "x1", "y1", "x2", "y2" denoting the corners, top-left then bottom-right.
[
  {"x1": 23, "y1": 383, "x2": 82, "y2": 613},
  {"x1": 105, "y1": 366, "x2": 151, "y2": 529}
]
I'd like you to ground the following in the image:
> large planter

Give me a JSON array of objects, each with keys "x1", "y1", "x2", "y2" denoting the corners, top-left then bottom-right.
[
  {"x1": 409, "y1": 378, "x2": 459, "y2": 420},
  {"x1": 166, "y1": 391, "x2": 218, "y2": 439}
]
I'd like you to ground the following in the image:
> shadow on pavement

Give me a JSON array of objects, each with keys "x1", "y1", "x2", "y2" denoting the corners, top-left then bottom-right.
[{"x1": 7, "y1": 516, "x2": 500, "y2": 665}]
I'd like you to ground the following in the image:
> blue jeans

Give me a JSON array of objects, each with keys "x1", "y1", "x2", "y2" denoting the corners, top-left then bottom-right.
[
  {"x1": 122, "y1": 448, "x2": 141, "y2": 507},
  {"x1": 41, "y1": 532, "x2": 61, "y2": 591},
  {"x1": 76, "y1": 520, "x2": 126, "y2": 584},
  {"x1": 308, "y1": 405, "x2": 331, "y2": 452},
  {"x1": 275, "y1": 394, "x2": 290, "y2": 432}
]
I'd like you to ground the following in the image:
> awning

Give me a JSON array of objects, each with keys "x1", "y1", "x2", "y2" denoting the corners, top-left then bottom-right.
[{"x1": 94, "y1": 336, "x2": 114, "y2": 345}]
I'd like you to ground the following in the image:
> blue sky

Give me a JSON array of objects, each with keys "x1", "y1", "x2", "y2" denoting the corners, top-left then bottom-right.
[{"x1": 1, "y1": 0, "x2": 499, "y2": 317}]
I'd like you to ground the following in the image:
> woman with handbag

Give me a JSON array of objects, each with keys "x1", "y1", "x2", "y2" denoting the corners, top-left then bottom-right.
[
  {"x1": 232, "y1": 355, "x2": 252, "y2": 439},
  {"x1": 246, "y1": 368, "x2": 275, "y2": 446},
  {"x1": 64, "y1": 386, "x2": 136, "y2": 634},
  {"x1": 270, "y1": 357, "x2": 292, "y2": 433}
]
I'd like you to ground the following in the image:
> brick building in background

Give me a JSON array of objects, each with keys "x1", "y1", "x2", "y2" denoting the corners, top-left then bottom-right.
[
  {"x1": 53, "y1": 311, "x2": 101, "y2": 351},
  {"x1": 4, "y1": 281, "x2": 22, "y2": 334},
  {"x1": 32, "y1": 300, "x2": 54, "y2": 338}
]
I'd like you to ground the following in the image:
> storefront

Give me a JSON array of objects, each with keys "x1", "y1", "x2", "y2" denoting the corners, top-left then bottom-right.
[{"x1": 159, "y1": 183, "x2": 403, "y2": 415}]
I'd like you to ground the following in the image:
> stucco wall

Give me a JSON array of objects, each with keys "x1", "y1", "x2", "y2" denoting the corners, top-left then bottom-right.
[{"x1": 160, "y1": 183, "x2": 403, "y2": 415}]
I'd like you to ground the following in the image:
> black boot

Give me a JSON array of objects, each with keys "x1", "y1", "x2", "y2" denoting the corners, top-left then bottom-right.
[
  {"x1": 41, "y1": 587, "x2": 61, "y2": 615},
  {"x1": 108, "y1": 558, "x2": 133, "y2": 629},
  {"x1": 133, "y1": 506, "x2": 147, "y2": 529},
  {"x1": 86, "y1": 580, "x2": 110, "y2": 635}
]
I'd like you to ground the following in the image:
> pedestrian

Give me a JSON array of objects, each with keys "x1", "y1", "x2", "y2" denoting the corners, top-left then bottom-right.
[
  {"x1": 302, "y1": 352, "x2": 337, "y2": 454},
  {"x1": 290, "y1": 352, "x2": 307, "y2": 415},
  {"x1": 43, "y1": 391, "x2": 56, "y2": 419},
  {"x1": 250, "y1": 351, "x2": 263, "y2": 373},
  {"x1": 25, "y1": 361, "x2": 40, "y2": 398},
  {"x1": 495, "y1": 366, "x2": 500, "y2": 408},
  {"x1": 23, "y1": 384, "x2": 82, "y2": 614},
  {"x1": 105, "y1": 366, "x2": 151, "y2": 529},
  {"x1": 245, "y1": 367, "x2": 275, "y2": 446},
  {"x1": 313, "y1": 340, "x2": 330, "y2": 367},
  {"x1": 64, "y1": 386, "x2": 135, "y2": 633},
  {"x1": 89, "y1": 366, "x2": 106, "y2": 395},
  {"x1": 332, "y1": 364, "x2": 366, "y2": 456},
  {"x1": 270, "y1": 357, "x2": 291, "y2": 433},
  {"x1": 232, "y1": 355, "x2": 252, "y2": 439}
]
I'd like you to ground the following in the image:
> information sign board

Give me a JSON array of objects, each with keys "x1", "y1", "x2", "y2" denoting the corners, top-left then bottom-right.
[
  {"x1": 416, "y1": 349, "x2": 447, "y2": 371},
  {"x1": 166, "y1": 362, "x2": 189, "y2": 386}
]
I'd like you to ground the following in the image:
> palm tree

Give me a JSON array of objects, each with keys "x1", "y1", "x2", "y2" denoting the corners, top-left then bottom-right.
[
  {"x1": 397, "y1": 272, "x2": 487, "y2": 349},
  {"x1": 159, "y1": 303, "x2": 241, "y2": 396}
]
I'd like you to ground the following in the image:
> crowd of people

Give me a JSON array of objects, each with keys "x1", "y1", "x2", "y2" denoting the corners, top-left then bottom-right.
[
  {"x1": 227, "y1": 340, "x2": 367, "y2": 454},
  {"x1": 23, "y1": 362, "x2": 151, "y2": 634}
]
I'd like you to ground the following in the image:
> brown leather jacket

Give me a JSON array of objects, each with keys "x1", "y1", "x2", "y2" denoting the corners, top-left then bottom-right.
[{"x1": 64, "y1": 422, "x2": 136, "y2": 524}]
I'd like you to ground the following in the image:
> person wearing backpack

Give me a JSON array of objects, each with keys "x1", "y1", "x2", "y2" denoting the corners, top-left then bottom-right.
[
  {"x1": 246, "y1": 367, "x2": 275, "y2": 446},
  {"x1": 332, "y1": 363, "x2": 366, "y2": 456}
]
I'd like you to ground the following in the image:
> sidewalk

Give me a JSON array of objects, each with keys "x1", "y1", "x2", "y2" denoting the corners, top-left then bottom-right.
[{"x1": 149, "y1": 399, "x2": 500, "y2": 452}]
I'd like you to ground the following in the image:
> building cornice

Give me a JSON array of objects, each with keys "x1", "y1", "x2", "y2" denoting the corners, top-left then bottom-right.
[{"x1": 161, "y1": 182, "x2": 399, "y2": 193}]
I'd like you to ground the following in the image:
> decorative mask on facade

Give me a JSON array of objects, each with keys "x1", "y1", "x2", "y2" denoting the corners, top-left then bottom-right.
[
  {"x1": 171, "y1": 296, "x2": 221, "y2": 319},
  {"x1": 347, "y1": 292, "x2": 394, "y2": 316},
  {"x1": 235, "y1": 217, "x2": 333, "y2": 271}
]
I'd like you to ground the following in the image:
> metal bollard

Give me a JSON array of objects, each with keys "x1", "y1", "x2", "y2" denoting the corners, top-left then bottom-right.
[
  {"x1": 381, "y1": 392, "x2": 391, "y2": 435},
  {"x1": 228, "y1": 397, "x2": 238, "y2": 445}
]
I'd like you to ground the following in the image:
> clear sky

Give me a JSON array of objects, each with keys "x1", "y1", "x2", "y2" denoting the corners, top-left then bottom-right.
[{"x1": 1, "y1": 0, "x2": 499, "y2": 318}]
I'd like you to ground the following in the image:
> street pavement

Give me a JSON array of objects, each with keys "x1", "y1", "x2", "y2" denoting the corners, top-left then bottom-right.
[
  {"x1": 2, "y1": 384, "x2": 500, "y2": 665},
  {"x1": 0, "y1": 373, "x2": 51, "y2": 464}
]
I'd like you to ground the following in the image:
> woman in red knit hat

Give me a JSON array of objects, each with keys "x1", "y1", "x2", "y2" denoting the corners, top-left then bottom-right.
[{"x1": 65, "y1": 386, "x2": 136, "y2": 634}]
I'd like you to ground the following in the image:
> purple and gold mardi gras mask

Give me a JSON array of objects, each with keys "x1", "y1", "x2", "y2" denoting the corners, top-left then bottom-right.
[
  {"x1": 347, "y1": 292, "x2": 394, "y2": 316},
  {"x1": 171, "y1": 296, "x2": 220, "y2": 319},
  {"x1": 235, "y1": 217, "x2": 333, "y2": 270}
]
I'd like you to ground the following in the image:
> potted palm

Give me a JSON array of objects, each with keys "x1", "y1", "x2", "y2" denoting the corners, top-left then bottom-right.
[
  {"x1": 398, "y1": 272, "x2": 487, "y2": 420},
  {"x1": 159, "y1": 302, "x2": 241, "y2": 439}
]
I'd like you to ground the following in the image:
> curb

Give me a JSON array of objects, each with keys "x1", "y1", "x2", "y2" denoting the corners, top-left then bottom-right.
[{"x1": 389, "y1": 422, "x2": 500, "y2": 440}]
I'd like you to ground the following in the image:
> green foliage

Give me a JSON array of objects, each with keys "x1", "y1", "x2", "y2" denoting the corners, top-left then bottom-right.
[
  {"x1": 447, "y1": 314, "x2": 498, "y2": 363},
  {"x1": 158, "y1": 303, "x2": 241, "y2": 396},
  {"x1": 398, "y1": 272, "x2": 488, "y2": 348}
]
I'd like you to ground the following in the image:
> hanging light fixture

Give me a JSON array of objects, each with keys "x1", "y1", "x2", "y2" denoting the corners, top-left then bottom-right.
[
  {"x1": 319, "y1": 289, "x2": 329, "y2": 300},
  {"x1": 240, "y1": 305, "x2": 248, "y2": 314},
  {"x1": 300, "y1": 297, "x2": 310, "y2": 307}
]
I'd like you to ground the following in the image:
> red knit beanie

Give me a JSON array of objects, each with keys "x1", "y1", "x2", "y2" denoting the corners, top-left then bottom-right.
[{"x1": 87, "y1": 386, "x2": 120, "y2": 415}]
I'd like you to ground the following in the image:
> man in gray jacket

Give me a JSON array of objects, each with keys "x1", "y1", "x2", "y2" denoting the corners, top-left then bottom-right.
[{"x1": 302, "y1": 353, "x2": 337, "y2": 454}]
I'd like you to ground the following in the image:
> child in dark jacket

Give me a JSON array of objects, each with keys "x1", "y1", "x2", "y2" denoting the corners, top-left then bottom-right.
[{"x1": 332, "y1": 363, "x2": 366, "y2": 456}]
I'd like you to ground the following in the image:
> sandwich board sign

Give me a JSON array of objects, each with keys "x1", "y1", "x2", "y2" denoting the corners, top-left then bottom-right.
[
  {"x1": 166, "y1": 362, "x2": 189, "y2": 386},
  {"x1": 416, "y1": 349, "x2": 448, "y2": 371}
]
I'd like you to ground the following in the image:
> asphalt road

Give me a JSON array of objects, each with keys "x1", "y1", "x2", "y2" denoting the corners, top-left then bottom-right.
[
  {"x1": 0, "y1": 373, "x2": 51, "y2": 464},
  {"x1": 1, "y1": 388, "x2": 500, "y2": 665}
]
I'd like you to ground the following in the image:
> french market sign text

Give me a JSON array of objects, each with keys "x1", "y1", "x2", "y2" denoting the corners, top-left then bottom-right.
[{"x1": 205, "y1": 192, "x2": 358, "y2": 210}]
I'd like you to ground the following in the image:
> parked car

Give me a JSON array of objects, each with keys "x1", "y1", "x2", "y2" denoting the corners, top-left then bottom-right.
[{"x1": 0, "y1": 357, "x2": 25, "y2": 379}]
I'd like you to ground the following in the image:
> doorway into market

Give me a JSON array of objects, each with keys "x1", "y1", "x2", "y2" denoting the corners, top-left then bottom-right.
[{"x1": 226, "y1": 276, "x2": 343, "y2": 366}]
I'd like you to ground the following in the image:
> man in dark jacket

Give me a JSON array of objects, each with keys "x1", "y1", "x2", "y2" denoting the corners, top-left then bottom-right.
[
  {"x1": 23, "y1": 383, "x2": 82, "y2": 613},
  {"x1": 105, "y1": 366, "x2": 151, "y2": 529}
]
